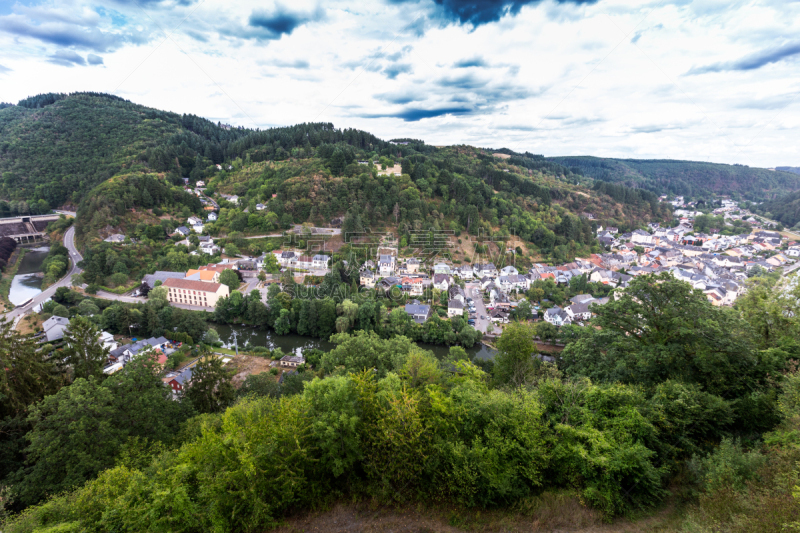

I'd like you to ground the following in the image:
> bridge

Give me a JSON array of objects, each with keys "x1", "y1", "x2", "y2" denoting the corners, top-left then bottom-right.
[{"x1": 0, "y1": 214, "x2": 61, "y2": 243}]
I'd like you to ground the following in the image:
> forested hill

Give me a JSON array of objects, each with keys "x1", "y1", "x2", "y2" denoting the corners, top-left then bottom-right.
[
  {"x1": 549, "y1": 156, "x2": 800, "y2": 201},
  {"x1": 756, "y1": 190, "x2": 800, "y2": 229},
  {"x1": 0, "y1": 92, "x2": 255, "y2": 207}
]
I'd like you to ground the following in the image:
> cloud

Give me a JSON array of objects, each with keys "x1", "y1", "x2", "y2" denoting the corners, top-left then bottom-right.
[
  {"x1": 185, "y1": 30, "x2": 208, "y2": 42},
  {"x1": 454, "y1": 56, "x2": 488, "y2": 68},
  {"x1": 374, "y1": 91, "x2": 425, "y2": 104},
  {"x1": 390, "y1": 0, "x2": 597, "y2": 28},
  {"x1": 0, "y1": 64, "x2": 11, "y2": 73},
  {"x1": 245, "y1": 5, "x2": 326, "y2": 40},
  {"x1": 87, "y1": 53, "x2": 103, "y2": 65},
  {"x1": 383, "y1": 63, "x2": 413, "y2": 79},
  {"x1": 0, "y1": 14, "x2": 147, "y2": 52},
  {"x1": 437, "y1": 73, "x2": 489, "y2": 90},
  {"x1": 361, "y1": 106, "x2": 473, "y2": 121},
  {"x1": 270, "y1": 58, "x2": 310, "y2": 69},
  {"x1": 47, "y1": 49, "x2": 86, "y2": 67},
  {"x1": 687, "y1": 40, "x2": 800, "y2": 75}
]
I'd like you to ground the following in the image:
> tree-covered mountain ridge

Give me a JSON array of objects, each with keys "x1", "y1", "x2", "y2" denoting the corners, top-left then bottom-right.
[
  {"x1": 549, "y1": 155, "x2": 800, "y2": 201},
  {"x1": 0, "y1": 92, "x2": 666, "y2": 263}
]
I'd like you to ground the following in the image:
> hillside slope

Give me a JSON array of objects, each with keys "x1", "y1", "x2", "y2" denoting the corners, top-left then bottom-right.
[
  {"x1": 0, "y1": 92, "x2": 252, "y2": 207},
  {"x1": 756, "y1": 190, "x2": 800, "y2": 229},
  {"x1": 550, "y1": 156, "x2": 800, "y2": 201}
]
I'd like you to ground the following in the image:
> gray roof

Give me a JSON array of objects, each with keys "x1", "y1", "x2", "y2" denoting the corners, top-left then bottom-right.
[
  {"x1": 448, "y1": 299, "x2": 464, "y2": 309},
  {"x1": 143, "y1": 271, "x2": 185, "y2": 289},
  {"x1": 176, "y1": 226, "x2": 189, "y2": 234},
  {"x1": 404, "y1": 303, "x2": 431, "y2": 323},
  {"x1": 280, "y1": 355, "x2": 305, "y2": 364},
  {"x1": 42, "y1": 316, "x2": 70, "y2": 342},
  {"x1": 173, "y1": 366, "x2": 193, "y2": 386}
]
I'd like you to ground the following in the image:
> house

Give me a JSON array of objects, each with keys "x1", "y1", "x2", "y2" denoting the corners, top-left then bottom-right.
[
  {"x1": 489, "y1": 308, "x2": 510, "y2": 324},
  {"x1": 433, "y1": 263, "x2": 451, "y2": 275},
  {"x1": 207, "y1": 212, "x2": 218, "y2": 221},
  {"x1": 142, "y1": 271, "x2": 186, "y2": 291},
  {"x1": 42, "y1": 316, "x2": 70, "y2": 342},
  {"x1": 175, "y1": 226, "x2": 190, "y2": 237},
  {"x1": 566, "y1": 301, "x2": 593, "y2": 322},
  {"x1": 192, "y1": 223, "x2": 204, "y2": 233},
  {"x1": 405, "y1": 301, "x2": 431, "y2": 324},
  {"x1": 448, "y1": 285, "x2": 466, "y2": 303},
  {"x1": 294, "y1": 255, "x2": 313, "y2": 269},
  {"x1": 277, "y1": 251, "x2": 296, "y2": 266},
  {"x1": 473, "y1": 263, "x2": 498, "y2": 278},
  {"x1": 453, "y1": 266, "x2": 474, "y2": 279},
  {"x1": 111, "y1": 336, "x2": 171, "y2": 367},
  {"x1": 256, "y1": 203, "x2": 266, "y2": 211},
  {"x1": 401, "y1": 277, "x2": 423, "y2": 296},
  {"x1": 543, "y1": 306, "x2": 570, "y2": 326},
  {"x1": 360, "y1": 270, "x2": 376, "y2": 288},
  {"x1": 499, "y1": 265, "x2": 519, "y2": 276},
  {"x1": 163, "y1": 278, "x2": 230, "y2": 308},
  {"x1": 433, "y1": 274, "x2": 451, "y2": 291},
  {"x1": 198, "y1": 242, "x2": 220, "y2": 255},
  {"x1": 379, "y1": 254, "x2": 396, "y2": 276},
  {"x1": 166, "y1": 366, "x2": 193, "y2": 393},
  {"x1": 280, "y1": 354, "x2": 305, "y2": 368},
  {"x1": 405, "y1": 257, "x2": 420, "y2": 273},
  {"x1": 196, "y1": 181, "x2": 205, "y2": 187},
  {"x1": 103, "y1": 233, "x2": 128, "y2": 244},
  {"x1": 187, "y1": 216, "x2": 202, "y2": 226},
  {"x1": 312, "y1": 254, "x2": 330, "y2": 269}
]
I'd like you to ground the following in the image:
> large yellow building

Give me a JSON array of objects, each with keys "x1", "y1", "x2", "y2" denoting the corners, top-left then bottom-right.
[{"x1": 163, "y1": 278, "x2": 230, "y2": 308}]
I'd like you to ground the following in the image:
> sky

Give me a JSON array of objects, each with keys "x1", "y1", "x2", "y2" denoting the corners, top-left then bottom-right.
[{"x1": 0, "y1": 0, "x2": 799, "y2": 167}]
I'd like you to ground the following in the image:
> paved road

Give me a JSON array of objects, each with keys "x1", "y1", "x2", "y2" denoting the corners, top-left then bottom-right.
[
  {"x1": 2, "y1": 225, "x2": 82, "y2": 321},
  {"x1": 465, "y1": 283, "x2": 489, "y2": 333}
]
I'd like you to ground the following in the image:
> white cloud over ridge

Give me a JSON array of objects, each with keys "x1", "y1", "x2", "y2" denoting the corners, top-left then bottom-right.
[{"x1": 0, "y1": 0, "x2": 798, "y2": 166}]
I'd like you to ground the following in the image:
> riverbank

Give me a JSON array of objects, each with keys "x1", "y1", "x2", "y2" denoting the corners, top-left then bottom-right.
[{"x1": 0, "y1": 248, "x2": 26, "y2": 312}]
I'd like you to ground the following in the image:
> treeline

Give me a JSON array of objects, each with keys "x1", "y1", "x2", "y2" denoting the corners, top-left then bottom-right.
[
  {"x1": 551, "y1": 155, "x2": 800, "y2": 201},
  {"x1": 17, "y1": 92, "x2": 130, "y2": 109}
]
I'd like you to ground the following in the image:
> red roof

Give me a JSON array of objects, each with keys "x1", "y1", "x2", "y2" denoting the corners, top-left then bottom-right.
[{"x1": 540, "y1": 273, "x2": 555, "y2": 280}]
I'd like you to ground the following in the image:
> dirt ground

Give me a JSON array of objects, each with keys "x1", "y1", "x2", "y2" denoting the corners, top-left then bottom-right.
[
  {"x1": 271, "y1": 497, "x2": 684, "y2": 533},
  {"x1": 15, "y1": 313, "x2": 42, "y2": 334},
  {"x1": 228, "y1": 354, "x2": 276, "y2": 387}
]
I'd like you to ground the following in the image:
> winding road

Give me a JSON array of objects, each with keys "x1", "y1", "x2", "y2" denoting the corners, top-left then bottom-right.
[{"x1": 3, "y1": 224, "x2": 82, "y2": 321}]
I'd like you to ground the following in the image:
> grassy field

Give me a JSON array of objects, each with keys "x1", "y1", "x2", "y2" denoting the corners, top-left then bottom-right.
[{"x1": 271, "y1": 492, "x2": 688, "y2": 533}]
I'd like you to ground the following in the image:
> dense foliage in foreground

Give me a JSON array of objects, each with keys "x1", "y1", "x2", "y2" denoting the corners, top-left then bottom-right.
[{"x1": 2, "y1": 273, "x2": 800, "y2": 532}]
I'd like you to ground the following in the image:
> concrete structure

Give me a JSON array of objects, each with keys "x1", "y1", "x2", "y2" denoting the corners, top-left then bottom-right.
[
  {"x1": 163, "y1": 278, "x2": 230, "y2": 307},
  {"x1": 0, "y1": 214, "x2": 60, "y2": 243}
]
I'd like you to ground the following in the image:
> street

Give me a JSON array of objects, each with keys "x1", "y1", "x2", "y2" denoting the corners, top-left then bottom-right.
[
  {"x1": 2, "y1": 224, "x2": 82, "y2": 321},
  {"x1": 465, "y1": 282, "x2": 489, "y2": 334}
]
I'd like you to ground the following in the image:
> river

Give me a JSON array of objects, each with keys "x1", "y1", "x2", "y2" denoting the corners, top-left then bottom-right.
[
  {"x1": 8, "y1": 246, "x2": 49, "y2": 306},
  {"x1": 212, "y1": 323, "x2": 498, "y2": 361}
]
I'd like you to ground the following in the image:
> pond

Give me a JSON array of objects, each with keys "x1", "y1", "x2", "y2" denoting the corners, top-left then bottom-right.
[
  {"x1": 8, "y1": 246, "x2": 49, "y2": 306},
  {"x1": 212, "y1": 323, "x2": 498, "y2": 361}
]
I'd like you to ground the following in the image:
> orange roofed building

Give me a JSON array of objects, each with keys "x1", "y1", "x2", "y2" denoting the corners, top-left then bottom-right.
[{"x1": 163, "y1": 278, "x2": 230, "y2": 308}]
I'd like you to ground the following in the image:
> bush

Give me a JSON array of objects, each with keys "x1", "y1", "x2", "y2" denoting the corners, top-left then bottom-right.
[{"x1": 688, "y1": 437, "x2": 767, "y2": 493}]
